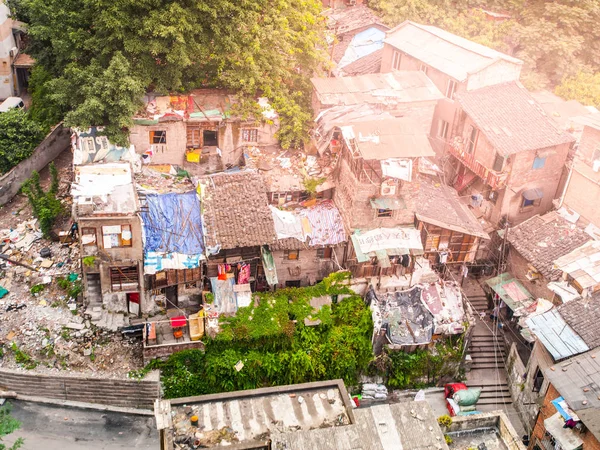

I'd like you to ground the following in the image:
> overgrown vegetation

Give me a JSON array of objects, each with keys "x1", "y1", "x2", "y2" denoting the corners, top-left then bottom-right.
[
  {"x1": 10, "y1": 343, "x2": 38, "y2": 370},
  {"x1": 0, "y1": 403, "x2": 24, "y2": 450},
  {"x1": 140, "y1": 273, "x2": 374, "y2": 398},
  {"x1": 22, "y1": 162, "x2": 61, "y2": 238},
  {"x1": 369, "y1": 0, "x2": 600, "y2": 107},
  {"x1": 303, "y1": 177, "x2": 326, "y2": 199},
  {"x1": 8, "y1": 0, "x2": 326, "y2": 148},
  {"x1": 0, "y1": 108, "x2": 45, "y2": 174},
  {"x1": 56, "y1": 275, "x2": 82, "y2": 301}
]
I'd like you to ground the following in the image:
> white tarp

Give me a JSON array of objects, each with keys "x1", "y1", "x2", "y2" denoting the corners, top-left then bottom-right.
[
  {"x1": 381, "y1": 159, "x2": 412, "y2": 182},
  {"x1": 269, "y1": 205, "x2": 307, "y2": 241},
  {"x1": 355, "y1": 228, "x2": 423, "y2": 254}
]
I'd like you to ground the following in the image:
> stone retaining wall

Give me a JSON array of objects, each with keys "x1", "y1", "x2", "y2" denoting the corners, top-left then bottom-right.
[{"x1": 0, "y1": 368, "x2": 160, "y2": 409}]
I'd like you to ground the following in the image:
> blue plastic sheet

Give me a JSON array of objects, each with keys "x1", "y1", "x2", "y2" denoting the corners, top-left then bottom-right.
[{"x1": 141, "y1": 191, "x2": 204, "y2": 255}]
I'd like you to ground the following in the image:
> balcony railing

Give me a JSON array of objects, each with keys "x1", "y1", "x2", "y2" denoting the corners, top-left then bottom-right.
[{"x1": 446, "y1": 139, "x2": 507, "y2": 190}]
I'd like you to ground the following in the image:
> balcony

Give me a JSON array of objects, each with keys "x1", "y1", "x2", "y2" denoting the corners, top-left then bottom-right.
[{"x1": 446, "y1": 139, "x2": 507, "y2": 190}]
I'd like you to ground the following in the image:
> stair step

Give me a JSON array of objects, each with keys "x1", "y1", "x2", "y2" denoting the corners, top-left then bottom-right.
[
  {"x1": 469, "y1": 351, "x2": 506, "y2": 357},
  {"x1": 476, "y1": 398, "x2": 512, "y2": 405}
]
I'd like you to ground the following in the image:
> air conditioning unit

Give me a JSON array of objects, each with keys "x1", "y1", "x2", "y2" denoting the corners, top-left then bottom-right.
[
  {"x1": 593, "y1": 159, "x2": 600, "y2": 173},
  {"x1": 380, "y1": 180, "x2": 397, "y2": 196},
  {"x1": 9, "y1": 47, "x2": 18, "y2": 58}
]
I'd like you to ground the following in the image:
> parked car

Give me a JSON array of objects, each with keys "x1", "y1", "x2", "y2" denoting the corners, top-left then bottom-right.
[{"x1": 0, "y1": 96, "x2": 25, "y2": 113}]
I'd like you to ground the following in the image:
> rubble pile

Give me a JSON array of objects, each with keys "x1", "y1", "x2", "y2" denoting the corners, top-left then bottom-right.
[{"x1": 0, "y1": 217, "x2": 143, "y2": 376}]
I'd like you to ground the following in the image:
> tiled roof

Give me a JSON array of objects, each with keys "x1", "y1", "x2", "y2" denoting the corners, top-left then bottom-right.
[
  {"x1": 384, "y1": 21, "x2": 521, "y2": 82},
  {"x1": 270, "y1": 238, "x2": 345, "y2": 251},
  {"x1": 337, "y1": 49, "x2": 383, "y2": 76},
  {"x1": 201, "y1": 171, "x2": 276, "y2": 250},
  {"x1": 559, "y1": 296, "x2": 600, "y2": 349},
  {"x1": 416, "y1": 179, "x2": 489, "y2": 239},
  {"x1": 456, "y1": 82, "x2": 576, "y2": 156},
  {"x1": 325, "y1": 5, "x2": 387, "y2": 36},
  {"x1": 507, "y1": 211, "x2": 591, "y2": 280}
]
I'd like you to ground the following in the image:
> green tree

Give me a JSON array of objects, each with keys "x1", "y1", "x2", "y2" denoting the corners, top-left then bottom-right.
[
  {"x1": 0, "y1": 109, "x2": 45, "y2": 174},
  {"x1": 0, "y1": 403, "x2": 24, "y2": 450},
  {"x1": 555, "y1": 71, "x2": 600, "y2": 109},
  {"x1": 9, "y1": 0, "x2": 326, "y2": 148},
  {"x1": 22, "y1": 162, "x2": 62, "y2": 238}
]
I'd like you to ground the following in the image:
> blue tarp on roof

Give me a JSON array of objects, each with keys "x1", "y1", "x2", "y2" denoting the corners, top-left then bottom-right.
[
  {"x1": 141, "y1": 191, "x2": 204, "y2": 255},
  {"x1": 338, "y1": 27, "x2": 386, "y2": 69}
]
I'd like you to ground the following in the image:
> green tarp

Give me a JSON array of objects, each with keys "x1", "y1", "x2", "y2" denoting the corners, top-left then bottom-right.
[
  {"x1": 261, "y1": 246, "x2": 278, "y2": 286},
  {"x1": 485, "y1": 272, "x2": 533, "y2": 311}
]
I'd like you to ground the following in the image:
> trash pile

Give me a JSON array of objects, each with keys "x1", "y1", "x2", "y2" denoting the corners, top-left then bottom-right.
[
  {"x1": 0, "y1": 217, "x2": 143, "y2": 376},
  {"x1": 445, "y1": 383, "x2": 482, "y2": 416},
  {"x1": 361, "y1": 383, "x2": 389, "y2": 402}
]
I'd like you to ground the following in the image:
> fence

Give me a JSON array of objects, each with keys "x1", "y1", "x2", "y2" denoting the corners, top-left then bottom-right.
[{"x1": 0, "y1": 123, "x2": 70, "y2": 206}]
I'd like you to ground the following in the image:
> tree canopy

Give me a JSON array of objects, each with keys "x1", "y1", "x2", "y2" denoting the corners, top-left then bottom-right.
[
  {"x1": 9, "y1": 0, "x2": 327, "y2": 148},
  {"x1": 369, "y1": 0, "x2": 600, "y2": 106},
  {"x1": 0, "y1": 108, "x2": 45, "y2": 174}
]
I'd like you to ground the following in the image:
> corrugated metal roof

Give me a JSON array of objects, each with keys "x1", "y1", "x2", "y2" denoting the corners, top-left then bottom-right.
[
  {"x1": 526, "y1": 309, "x2": 589, "y2": 361},
  {"x1": 311, "y1": 71, "x2": 443, "y2": 107},
  {"x1": 571, "y1": 113, "x2": 600, "y2": 131},
  {"x1": 554, "y1": 241, "x2": 600, "y2": 289},
  {"x1": 545, "y1": 349, "x2": 600, "y2": 441},
  {"x1": 485, "y1": 272, "x2": 533, "y2": 312},
  {"x1": 384, "y1": 21, "x2": 522, "y2": 81}
]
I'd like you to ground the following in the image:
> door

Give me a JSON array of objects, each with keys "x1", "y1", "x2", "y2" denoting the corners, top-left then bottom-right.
[
  {"x1": 165, "y1": 285, "x2": 178, "y2": 308},
  {"x1": 127, "y1": 292, "x2": 140, "y2": 316},
  {"x1": 203, "y1": 130, "x2": 218, "y2": 146}
]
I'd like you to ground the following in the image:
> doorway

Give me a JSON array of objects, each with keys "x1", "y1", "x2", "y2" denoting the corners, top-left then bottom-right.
[
  {"x1": 127, "y1": 292, "x2": 140, "y2": 316},
  {"x1": 203, "y1": 130, "x2": 218, "y2": 146},
  {"x1": 165, "y1": 285, "x2": 178, "y2": 308}
]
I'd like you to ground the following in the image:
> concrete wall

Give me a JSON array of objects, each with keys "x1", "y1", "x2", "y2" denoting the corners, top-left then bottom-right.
[
  {"x1": 333, "y1": 155, "x2": 419, "y2": 231},
  {"x1": 0, "y1": 368, "x2": 160, "y2": 409},
  {"x1": 272, "y1": 245, "x2": 345, "y2": 288},
  {"x1": 563, "y1": 126, "x2": 600, "y2": 225},
  {"x1": 0, "y1": 2, "x2": 16, "y2": 99},
  {"x1": 0, "y1": 124, "x2": 70, "y2": 206},
  {"x1": 448, "y1": 411, "x2": 526, "y2": 450},
  {"x1": 530, "y1": 383, "x2": 600, "y2": 450},
  {"x1": 143, "y1": 341, "x2": 205, "y2": 365},
  {"x1": 466, "y1": 60, "x2": 522, "y2": 91}
]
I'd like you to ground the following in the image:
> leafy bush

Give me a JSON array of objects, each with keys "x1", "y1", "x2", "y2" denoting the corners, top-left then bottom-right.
[
  {"x1": 438, "y1": 414, "x2": 453, "y2": 428},
  {"x1": 29, "y1": 284, "x2": 45, "y2": 295},
  {"x1": 0, "y1": 108, "x2": 45, "y2": 174},
  {"x1": 22, "y1": 162, "x2": 62, "y2": 237}
]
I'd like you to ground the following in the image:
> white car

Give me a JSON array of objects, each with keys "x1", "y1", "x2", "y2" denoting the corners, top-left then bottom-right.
[{"x1": 0, "y1": 96, "x2": 25, "y2": 112}]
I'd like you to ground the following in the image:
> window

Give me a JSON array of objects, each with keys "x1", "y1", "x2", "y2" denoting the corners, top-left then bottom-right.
[
  {"x1": 419, "y1": 63, "x2": 428, "y2": 75},
  {"x1": 493, "y1": 153, "x2": 504, "y2": 172},
  {"x1": 593, "y1": 146, "x2": 600, "y2": 162},
  {"x1": 445, "y1": 79, "x2": 457, "y2": 99},
  {"x1": 284, "y1": 249, "x2": 300, "y2": 260},
  {"x1": 149, "y1": 130, "x2": 166, "y2": 144},
  {"x1": 532, "y1": 367, "x2": 544, "y2": 392},
  {"x1": 466, "y1": 125, "x2": 478, "y2": 154},
  {"x1": 316, "y1": 247, "x2": 333, "y2": 259},
  {"x1": 532, "y1": 156, "x2": 546, "y2": 170},
  {"x1": 186, "y1": 126, "x2": 201, "y2": 148},
  {"x1": 377, "y1": 208, "x2": 392, "y2": 218},
  {"x1": 81, "y1": 227, "x2": 97, "y2": 246},
  {"x1": 285, "y1": 280, "x2": 301, "y2": 288},
  {"x1": 102, "y1": 225, "x2": 132, "y2": 249},
  {"x1": 109, "y1": 266, "x2": 139, "y2": 291},
  {"x1": 392, "y1": 51, "x2": 402, "y2": 70},
  {"x1": 242, "y1": 128, "x2": 258, "y2": 142},
  {"x1": 438, "y1": 120, "x2": 449, "y2": 139},
  {"x1": 522, "y1": 196, "x2": 541, "y2": 208}
]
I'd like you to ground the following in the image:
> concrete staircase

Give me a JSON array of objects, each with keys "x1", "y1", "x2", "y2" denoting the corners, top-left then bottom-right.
[{"x1": 85, "y1": 273, "x2": 102, "y2": 307}]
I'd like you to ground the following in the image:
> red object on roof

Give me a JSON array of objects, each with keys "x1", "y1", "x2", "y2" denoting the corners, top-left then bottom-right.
[
  {"x1": 445, "y1": 382, "x2": 467, "y2": 399},
  {"x1": 170, "y1": 316, "x2": 187, "y2": 328}
]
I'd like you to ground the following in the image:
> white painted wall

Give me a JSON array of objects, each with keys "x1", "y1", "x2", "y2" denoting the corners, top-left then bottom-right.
[{"x1": 0, "y1": 1, "x2": 16, "y2": 99}]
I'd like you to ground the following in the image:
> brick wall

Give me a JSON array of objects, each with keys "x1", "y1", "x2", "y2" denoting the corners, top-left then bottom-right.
[
  {"x1": 506, "y1": 249, "x2": 556, "y2": 301},
  {"x1": 0, "y1": 368, "x2": 160, "y2": 409},
  {"x1": 0, "y1": 124, "x2": 70, "y2": 206},
  {"x1": 273, "y1": 245, "x2": 345, "y2": 287},
  {"x1": 530, "y1": 383, "x2": 600, "y2": 450}
]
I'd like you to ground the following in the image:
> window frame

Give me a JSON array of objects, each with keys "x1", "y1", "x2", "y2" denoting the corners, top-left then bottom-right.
[
  {"x1": 377, "y1": 208, "x2": 393, "y2": 218},
  {"x1": 438, "y1": 120, "x2": 449, "y2": 139},
  {"x1": 493, "y1": 153, "x2": 504, "y2": 172},
  {"x1": 419, "y1": 63, "x2": 428, "y2": 75},
  {"x1": 109, "y1": 265, "x2": 140, "y2": 292},
  {"x1": 522, "y1": 196, "x2": 541, "y2": 209},
  {"x1": 149, "y1": 130, "x2": 167, "y2": 144},
  {"x1": 186, "y1": 126, "x2": 201, "y2": 148},
  {"x1": 532, "y1": 366, "x2": 545, "y2": 393},
  {"x1": 532, "y1": 155, "x2": 546, "y2": 170},
  {"x1": 284, "y1": 249, "x2": 300, "y2": 260},
  {"x1": 81, "y1": 227, "x2": 97, "y2": 246},
  {"x1": 241, "y1": 128, "x2": 258, "y2": 143},
  {"x1": 102, "y1": 224, "x2": 133, "y2": 249},
  {"x1": 316, "y1": 247, "x2": 333, "y2": 259},
  {"x1": 466, "y1": 125, "x2": 478, "y2": 154},
  {"x1": 445, "y1": 79, "x2": 457, "y2": 99},
  {"x1": 392, "y1": 51, "x2": 402, "y2": 70}
]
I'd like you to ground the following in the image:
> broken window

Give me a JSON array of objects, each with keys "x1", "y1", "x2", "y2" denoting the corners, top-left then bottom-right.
[
  {"x1": 532, "y1": 156, "x2": 546, "y2": 170},
  {"x1": 285, "y1": 249, "x2": 300, "y2": 260},
  {"x1": 102, "y1": 224, "x2": 132, "y2": 249},
  {"x1": 81, "y1": 227, "x2": 97, "y2": 246},
  {"x1": 532, "y1": 367, "x2": 544, "y2": 392},
  {"x1": 446, "y1": 79, "x2": 457, "y2": 99},
  {"x1": 316, "y1": 247, "x2": 333, "y2": 259},
  {"x1": 493, "y1": 153, "x2": 504, "y2": 172},
  {"x1": 242, "y1": 128, "x2": 258, "y2": 142},
  {"x1": 392, "y1": 51, "x2": 402, "y2": 70},
  {"x1": 466, "y1": 125, "x2": 478, "y2": 154},
  {"x1": 149, "y1": 130, "x2": 167, "y2": 144},
  {"x1": 377, "y1": 208, "x2": 392, "y2": 218},
  {"x1": 110, "y1": 266, "x2": 139, "y2": 291}
]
